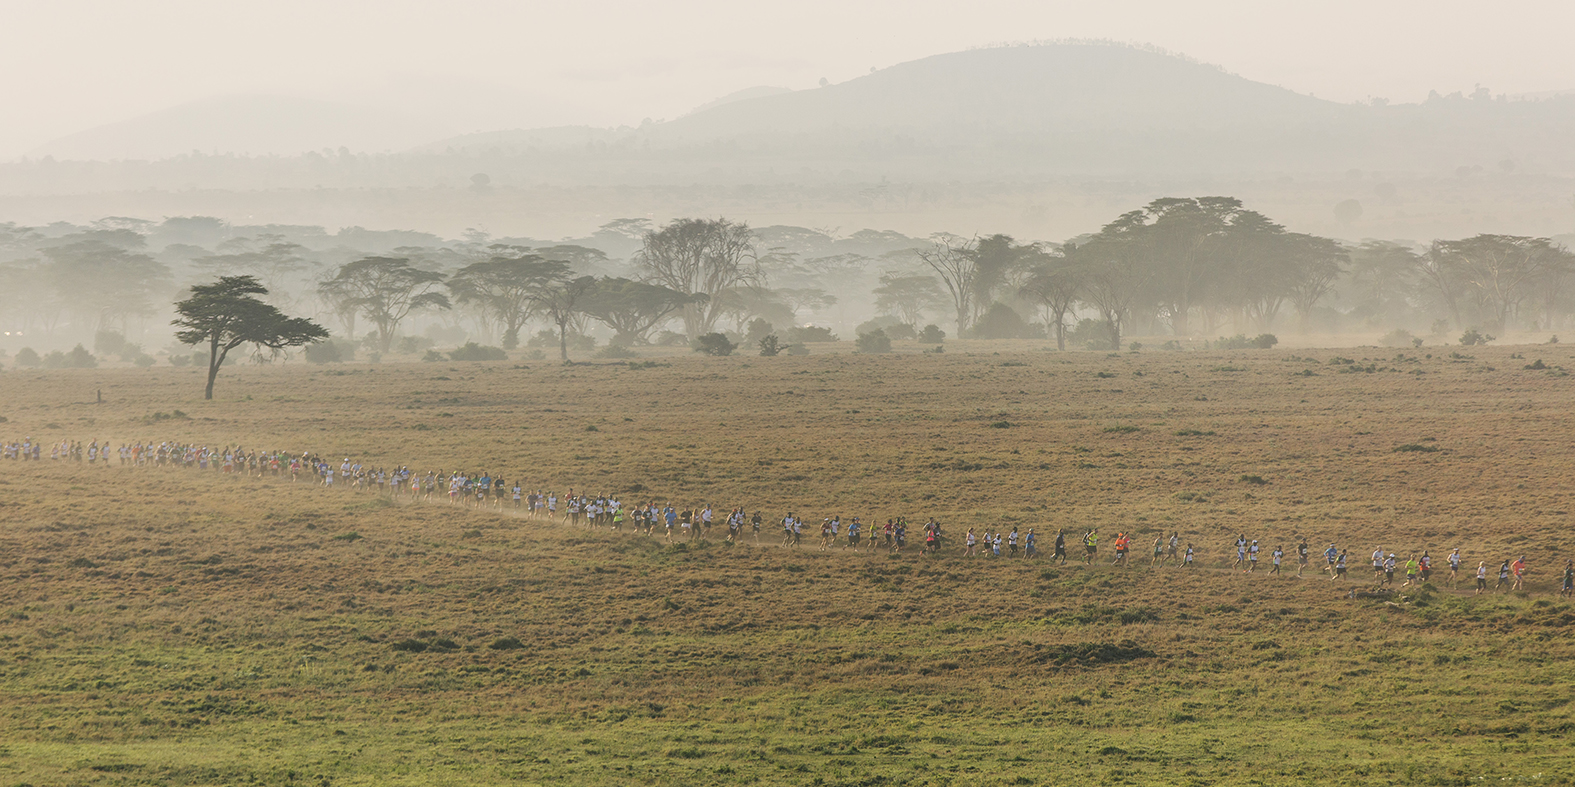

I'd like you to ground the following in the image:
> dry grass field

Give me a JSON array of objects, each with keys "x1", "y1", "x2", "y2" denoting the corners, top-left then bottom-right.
[{"x1": 2, "y1": 342, "x2": 1574, "y2": 786}]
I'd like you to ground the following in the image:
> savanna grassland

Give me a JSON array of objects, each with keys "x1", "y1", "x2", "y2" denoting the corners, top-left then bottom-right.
[{"x1": 2, "y1": 342, "x2": 1574, "y2": 786}]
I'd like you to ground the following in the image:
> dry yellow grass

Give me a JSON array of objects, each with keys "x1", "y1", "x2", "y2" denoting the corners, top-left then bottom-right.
[{"x1": 1, "y1": 344, "x2": 1573, "y2": 785}]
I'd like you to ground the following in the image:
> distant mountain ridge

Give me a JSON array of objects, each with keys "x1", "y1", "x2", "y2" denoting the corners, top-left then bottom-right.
[
  {"x1": 423, "y1": 43, "x2": 1575, "y2": 177},
  {"x1": 29, "y1": 94, "x2": 454, "y2": 161},
  {"x1": 18, "y1": 42, "x2": 1575, "y2": 181}
]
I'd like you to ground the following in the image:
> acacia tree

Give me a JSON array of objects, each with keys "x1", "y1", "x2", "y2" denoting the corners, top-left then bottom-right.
[
  {"x1": 1421, "y1": 235, "x2": 1570, "y2": 332},
  {"x1": 42, "y1": 238, "x2": 170, "y2": 335},
  {"x1": 1068, "y1": 213, "x2": 1159, "y2": 350},
  {"x1": 576, "y1": 277, "x2": 701, "y2": 345},
  {"x1": 173, "y1": 276, "x2": 327, "y2": 400},
  {"x1": 530, "y1": 274, "x2": 597, "y2": 361},
  {"x1": 968, "y1": 234, "x2": 1039, "y2": 326},
  {"x1": 917, "y1": 236, "x2": 978, "y2": 336},
  {"x1": 1019, "y1": 254, "x2": 1082, "y2": 350},
  {"x1": 872, "y1": 273, "x2": 947, "y2": 328},
  {"x1": 1282, "y1": 233, "x2": 1349, "y2": 333},
  {"x1": 637, "y1": 218, "x2": 760, "y2": 337},
  {"x1": 448, "y1": 255, "x2": 568, "y2": 348},
  {"x1": 318, "y1": 257, "x2": 450, "y2": 353}
]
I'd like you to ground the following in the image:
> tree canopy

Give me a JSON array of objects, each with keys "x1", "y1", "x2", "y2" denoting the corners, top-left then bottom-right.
[{"x1": 173, "y1": 275, "x2": 328, "y2": 399}]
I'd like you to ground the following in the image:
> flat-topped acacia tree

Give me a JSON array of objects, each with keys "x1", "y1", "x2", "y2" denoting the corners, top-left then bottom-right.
[{"x1": 173, "y1": 275, "x2": 328, "y2": 400}]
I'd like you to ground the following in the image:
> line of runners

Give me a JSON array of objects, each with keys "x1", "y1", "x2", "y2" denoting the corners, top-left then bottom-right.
[{"x1": 6, "y1": 435, "x2": 1573, "y2": 597}]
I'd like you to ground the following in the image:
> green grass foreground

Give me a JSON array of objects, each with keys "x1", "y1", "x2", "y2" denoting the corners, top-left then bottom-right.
[{"x1": 1, "y1": 467, "x2": 1571, "y2": 786}]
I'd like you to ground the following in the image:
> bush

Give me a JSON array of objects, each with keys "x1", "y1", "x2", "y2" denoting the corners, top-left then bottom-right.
[
  {"x1": 787, "y1": 325, "x2": 838, "y2": 343},
  {"x1": 449, "y1": 342, "x2": 507, "y2": 361},
  {"x1": 14, "y1": 347, "x2": 39, "y2": 367},
  {"x1": 595, "y1": 344, "x2": 638, "y2": 359},
  {"x1": 522, "y1": 349, "x2": 547, "y2": 360},
  {"x1": 1251, "y1": 333, "x2": 1278, "y2": 349},
  {"x1": 856, "y1": 316, "x2": 916, "y2": 341},
  {"x1": 745, "y1": 318, "x2": 774, "y2": 347},
  {"x1": 969, "y1": 302, "x2": 1032, "y2": 339},
  {"x1": 918, "y1": 324, "x2": 946, "y2": 343},
  {"x1": 885, "y1": 322, "x2": 917, "y2": 340},
  {"x1": 1379, "y1": 329, "x2": 1416, "y2": 348},
  {"x1": 304, "y1": 341, "x2": 343, "y2": 364},
  {"x1": 758, "y1": 334, "x2": 783, "y2": 356},
  {"x1": 395, "y1": 335, "x2": 435, "y2": 355},
  {"x1": 856, "y1": 329, "x2": 892, "y2": 354},
  {"x1": 94, "y1": 330, "x2": 128, "y2": 357},
  {"x1": 422, "y1": 349, "x2": 445, "y2": 362},
  {"x1": 1069, "y1": 319, "x2": 1116, "y2": 350},
  {"x1": 132, "y1": 354, "x2": 156, "y2": 368},
  {"x1": 692, "y1": 333, "x2": 736, "y2": 356},
  {"x1": 525, "y1": 329, "x2": 557, "y2": 348},
  {"x1": 43, "y1": 345, "x2": 97, "y2": 369},
  {"x1": 1460, "y1": 328, "x2": 1495, "y2": 346},
  {"x1": 168, "y1": 352, "x2": 191, "y2": 368},
  {"x1": 784, "y1": 343, "x2": 810, "y2": 356},
  {"x1": 652, "y1": 330, "x2": 687, "y2": 346}
]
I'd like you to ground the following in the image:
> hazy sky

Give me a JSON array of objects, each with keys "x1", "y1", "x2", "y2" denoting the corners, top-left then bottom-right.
[{"x1": 4, "y1": 0, "x2": 1573, "y2": 159}]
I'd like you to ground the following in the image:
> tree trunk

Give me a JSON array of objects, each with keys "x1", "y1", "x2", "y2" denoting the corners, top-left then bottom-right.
[
  {"x1": 205, "y1": 336, "x2": 221, "y2": 400},
  {"x1": 558, "y1": 320, "x2": 570, "y2": 361}
]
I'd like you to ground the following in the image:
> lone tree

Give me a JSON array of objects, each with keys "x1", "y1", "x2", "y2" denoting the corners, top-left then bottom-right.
[{"x1": 173, "y1": 275, "x2": 328, "y2": 400}]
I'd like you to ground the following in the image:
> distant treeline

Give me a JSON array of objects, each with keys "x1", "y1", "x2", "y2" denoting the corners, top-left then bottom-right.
[{"x1": 2, "y1": 197, "x2": 1570, "y2": 364}]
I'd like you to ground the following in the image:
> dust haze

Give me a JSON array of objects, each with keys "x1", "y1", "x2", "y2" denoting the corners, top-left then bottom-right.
[{"x1": 5, "y1": 0, "x2": 1575, "y2": 363}]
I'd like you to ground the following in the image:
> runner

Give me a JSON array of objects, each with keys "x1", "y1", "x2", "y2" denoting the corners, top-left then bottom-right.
[
  {"x1": 1082, "y1": 529, "x2": 1098, "y2": 565},
  {"x1": 1270, "y1": 545, "x2": 1282, "y2": 575},
  {"x1": 1475, "y1": 561, "x2": 1489, "y2": 594},
  {"x1": 1446, "y1": 548, "x2": 1462, "y2": 588}
]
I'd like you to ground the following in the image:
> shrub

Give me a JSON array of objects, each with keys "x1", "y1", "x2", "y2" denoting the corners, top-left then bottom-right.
[
  {"x1": 168, "y1": 352, "x2": 191, "y2": 368},
  {"x1": 304, "y1": 342, "x2": 343, "y2": 364},
  {"x1": 449, "y1": 342, "x2": 507, "y2": 361},
  {"x1": 1239, "y1": 474, "x2": 1268, "y2": 485},
  {"x1": 15, "y1": 347, "x2": 40, "y2": 367},
  {"x1": 94, "y1": 330, "x2": 128, "y2": 357},
  {"x1": 692, "y1": 333, "x2": 736, "y2": 356},
  {"x1": 488, "y1": 636, "x2": 524, "y2": 650},
  {"x1": 395, "y1": 335, "x2": 435, "y2": 354},
  {"x1": 918, "y1": 324, "x2": 946, "y2": 343},
  {"x1": 784, "y1": 343, "x2": 810, "y2": 356},
  {"x1": 132, "y1": 354, "x2": 156, "y2": 368},
  {"x1": 1460, "y1": 328, "x2": 1495, "y2": 346},
  {"x1": 43, "y1": 345, "x2": 97, "y2": 369},
  {"x1": 743, "y1": 318, "x2": 774, "y2": 346},
  {"x1": 525, "y1": 329, "x2": 558, "y2": 348},
  {"x1": 1069, "y1": 318, "x2": 1116, "y2": 350},
  {"x1": 1129, "y1": 342, "x2": 1143, "y2": 351},
  {"x1": 969, "y1": 302, "x2": 1031, "y2": 339},
  {"x1": 758, "y1": 334, "x2": 783, "y2": 357},
  {"x1": 1379, "y1": 329, "x2": 1416, "y2": 348},
  {"x1": 595, "y1": 344, "x2": 638, "y2": 359},
  {"x1": 1213, "y1": 334, "x2": 1274, "y2": 350},
  {"x1": 787, "y1": 325, "x2": 838, "y2": 343},
  {"x1": 856, "y1": 329, "x2": 892, "y2": 354},
  {"x1": 1394, "y1": 443, "x2": 1440, "y2": 453},
  {"x1": 885, "y1": 322, "x2": 917, "y2": 340},
  {"x1": 521, "y1": 349, "x2": 547, "y2": 361},
  {"x1": 652, "y1": 330, "x2": 687, "y2": 347},
  {"x1": 421, "y1": 349, "x2": 445, "y2": 362}
]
